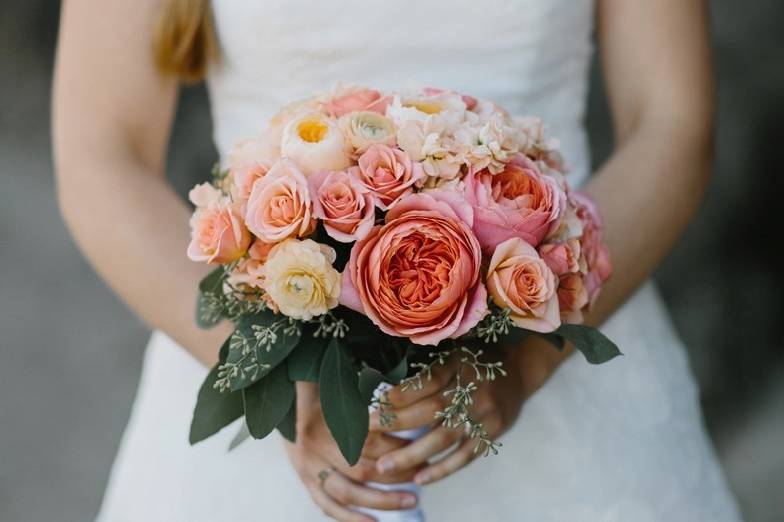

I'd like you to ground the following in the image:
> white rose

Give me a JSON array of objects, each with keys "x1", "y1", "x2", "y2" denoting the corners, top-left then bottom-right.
[
  {"x1": 280, "y1": 113, "x2": 351, "y2": 176},
  {"x1": 339, "y1": 111, "x2": 397, "y2": 156},
  {"x1": 261, "y1": 239, "x2": 341, "y2": 320}
]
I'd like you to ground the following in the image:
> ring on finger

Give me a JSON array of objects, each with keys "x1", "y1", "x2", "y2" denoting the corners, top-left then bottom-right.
[{"x1": 317, "y1": 465, "x2": 336, "y2": 488}]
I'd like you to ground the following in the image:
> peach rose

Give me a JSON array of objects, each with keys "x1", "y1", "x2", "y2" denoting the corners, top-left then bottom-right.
[
  {"x1": 309, "y1": 169, "x2": 375, "y2": 242},
  {"x1": 323, "y1": 86, "x2": 391, "y2": 118},
  {"x1": 571, "y1": 192, "x2": 612, "y2": 306},
  {"x1": 556, "y1": 273, "x2": 589, "y2": 324},
  {"x1": 355, "y1": 144, "x2": 425, "y2": 209},
  {"x1": 187, "y1": 183, "x2": 251, "y2": 264},
  {"x1": 464, "y1": 154, "x2": 565, "y2": 252},
  {"x1": 341, "y1": 192, "x2": 487, "y2": 346},
  {"x1": 244, "y1": 159, "x2": 316, "y2": 242},
  {"x1": 486, "y1": 237, "x2": 561, "y2": 333},
  {"x1": 280, "y1": 113, "x2": 351, "y2": 176},
  {"x1": 229, "y1": 129, "x2": 280, "y2": 202}
]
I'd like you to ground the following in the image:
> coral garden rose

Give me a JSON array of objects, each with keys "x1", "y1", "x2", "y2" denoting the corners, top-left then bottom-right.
[
  {"x1": 309, "y1": 169, "x2": 375, "y2": 242},
  {"x1": 280, "y1": 113, "x2": 351, "y2": 176},
  {"x1": 464, "y1": 154, "x2": 565, "y2": 252},
  {"x1": 486, "y1": 237, "x2": 561, "y2": 333},
  {"x1": 339, "y1": 111, "x2": 397, "y2": 156},
  {"x1": 355, "y1": 144, "x2": 425, "y2": 209},
  {"x1": 244, "y1": 159, "x2": 316, "y2": 242},
  {"x1": 187, "y1": 183, "x2": 251, "y2": 264},
  {"x1": 261, "y1": 239, "x2": 341, "y2": 321},
  {"x1": 322, "y1": 86, "x2": 391, "y2": 118},
  {"x1": 571, "y1": 192, "x2": 612, "y2": 305},
  {"x1": 341, "y1": 192, "x2": 487, "y2": 345}
]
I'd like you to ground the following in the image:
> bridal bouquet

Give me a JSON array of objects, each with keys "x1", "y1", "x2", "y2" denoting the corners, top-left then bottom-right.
[{"x1": 186, "y1": 84, "x2": 618, "y2": 468}]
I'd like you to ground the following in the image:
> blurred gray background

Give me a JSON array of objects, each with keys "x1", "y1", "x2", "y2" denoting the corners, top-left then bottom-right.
[{"x1": 1, "y1": 2, "x2": 782, "y2": 521}]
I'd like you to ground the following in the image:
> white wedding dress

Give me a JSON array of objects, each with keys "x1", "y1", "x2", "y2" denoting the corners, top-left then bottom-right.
[{"x1": 96, "y1": 1, "x2": 742, "y2": 520}]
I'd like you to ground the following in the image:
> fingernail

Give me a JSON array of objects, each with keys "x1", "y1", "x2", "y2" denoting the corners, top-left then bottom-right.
[
  {"x1": 401, "y1": 494, "x2": 417, "y2": 508},
  {"x1": 414, "y1": 472, "x2": 430, "y2": 485},
  {"x1": 377, "y1": 459, "x2": 395, "y2": 474}
]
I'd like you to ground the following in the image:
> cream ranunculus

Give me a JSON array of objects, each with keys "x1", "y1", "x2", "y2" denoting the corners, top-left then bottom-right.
[
  {"x1": 280, "y1": 112, "x2": 351, "y2": 176},
  {"x1": 261, "y1": 239, "x2": 341, "y2": 320},
  {"x1": 339, "y1": 111, "x2": 397, "y2": 157}
]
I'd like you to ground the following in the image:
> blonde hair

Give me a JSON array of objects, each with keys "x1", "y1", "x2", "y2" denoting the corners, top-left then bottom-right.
[{"x1": 153, "y1": 0, "x2": 218, "y2": 83}]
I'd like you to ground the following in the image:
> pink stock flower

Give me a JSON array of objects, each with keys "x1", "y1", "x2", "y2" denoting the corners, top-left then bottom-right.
[
  {"x1": 244, "y1": 159, "x2": 316, "y2": 242},
  {"x1": 571, "y1": 192, "x2": 612, "y2": 306},
  {"x1": 464, "y1": 154, "x2": 565, "y2": 252},
  {"x1": 355, "y1": 144, "x2": 425, "y2": 209},
  {"x1": 187, "y1": 183, "x2": 251, "y2": 264},
  {"x1": 341, "y1": 192, "x2": 487, "y2": 346},
  {"x1": 309, "y1": 169, "x2": 375, "y2": 242},
  {"x1": 486, "y1": 237, "x2": 561, "y2": 333},
  {"x1": 323, "y1": 87, "x2": 391, "y2": 118}
]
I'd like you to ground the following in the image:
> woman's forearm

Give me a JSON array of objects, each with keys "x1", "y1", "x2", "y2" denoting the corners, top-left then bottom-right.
[{"x1": 57, "y1": 157, "x2": 231, "y2": 366}]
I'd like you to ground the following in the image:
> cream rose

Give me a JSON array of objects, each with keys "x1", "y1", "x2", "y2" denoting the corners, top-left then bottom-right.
[
  {"x1": 280, "y1": 113, "x2": 351, "y2": 176},
  {"x1": 339, "y1": 111, "x2": 397, "y2": 156},
  {"x1": 262, "y1": 239, "x2": 341, "y2": 320}
]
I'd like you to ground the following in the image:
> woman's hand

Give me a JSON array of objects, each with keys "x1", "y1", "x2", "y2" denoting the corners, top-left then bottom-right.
[
  {"x1": 284, "y1": 382, "x2": 421, "y2": 522},
  {"x1": 370, "y1": 337, "x2": 567, "y2": 486}
]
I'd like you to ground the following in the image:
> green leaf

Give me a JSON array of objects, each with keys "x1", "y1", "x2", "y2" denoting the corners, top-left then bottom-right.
[
  {"x1": 538, "y1": 332, "x2": 565, "y2": 350},
  {"x1": 287, "y1": 334, "x2": 327, "y2": 382},
  {"x1": 242, "y1": 362, "x2": 295, "y2": 439},
  {"x1": 277, "y1": 391, "x2": 297, "y2": 443},
  {"x1": 189, "y1": 363, "x2": 244, "y2": 445},
  {"x1": 319, "y1": 338, "x2": 369, "y2": 466},
  {"x1": 358, "y1": 366, "x2": 385, "y2": 405},
  {"x1": 385, "y1": 355, "x2": 408, "y2": 384},
  {"x1": 554, "y1": 324, "x2": 622, "y2": 364},
  {"x1": 196, "y1": 267, "x2": 226, "y2": 328},
  {"x1": 226, "y1": 311, "x2": 302, "y2": 391},
  {"x1": 227, "y1": 423, "x2": 251, "y2": 452}
]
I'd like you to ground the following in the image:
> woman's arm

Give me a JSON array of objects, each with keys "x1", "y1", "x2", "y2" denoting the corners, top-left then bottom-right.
[
  {"x1": 373, "y1": 0, "x2": 715, "y2": 482},
  {"x1": 53, "y1": 0, "x2": 231, "y2": 365}
]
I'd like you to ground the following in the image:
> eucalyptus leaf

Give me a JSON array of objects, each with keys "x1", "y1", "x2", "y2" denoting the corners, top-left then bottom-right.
[
  {"x1": 196, "y1": 267, "x2": 226, "y2": 328},
  {"x1": 276, "y1": 391, "x2": 297, "y2": 443},
  {"x1": 555, "y1": 324, "x2": 622, "y2": 364},
  {"x1": 538, "y1": 332, "x2": 565, "y2": 350},
  {"x1": 242, "y1": 362, "x2": 295, "y2": 439},
  {"x1": 226, "y1": 311, "x2": 302, "y2": 391},
  {"x1": 227, "y1": 422, "x2": 251, "y2": 452},
  {"x1": 287, "y1": 334, "x2": 327, "y2": 382},
  {"x1": 320, "y1": 338, "x2": 369, "y2": 466},
  {"x1": 358, "y1": 366, "x2": 385, "y2": 405},
  {"x1": 189, "y1": 363, "x2": 244, "y2": 445}
]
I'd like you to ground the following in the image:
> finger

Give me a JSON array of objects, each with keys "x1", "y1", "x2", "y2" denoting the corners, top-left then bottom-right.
[
  {"x1": 309, "y1": 483, "x2": 376, "y2": 522},
  {"x1": 339, "y1": 456, "x2": 418, "y2": 484},
  {"x1": 361, "y1": 432, "x2": 410, "y2": 459},
  {"x1": 375, "y1": 426, "x2": 463, "y2": 474},
  {"x1": 414, "y1": 437, "x2": 478, "y2": 486},
  {"x1": 385, "y1": 358, "x2": 459, "y2": 408},
  {"x1": 323, "y1": 472, "x2": 418, "y2": 511},
  {"x1": 371, "y1": 392, "x2": 447, "y2": 432}
]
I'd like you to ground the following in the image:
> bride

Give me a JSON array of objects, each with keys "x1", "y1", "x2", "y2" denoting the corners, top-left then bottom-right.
[{"x1": 53, "y1": 0, "x2": 741, "y2": 520}]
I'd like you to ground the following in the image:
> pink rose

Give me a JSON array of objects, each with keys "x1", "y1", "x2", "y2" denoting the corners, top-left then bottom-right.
[
  {"x1": 244, "y1": 159, "x2": 316, "y2": 242},
  {"x1": 486, "y1": 237, "x2": 561, "y2": 333},
  {"x1": 229, "y1": 128, "x2": 281, "y2": 202},
  {"x1": 355, "y1": 144, "x2": 425, "y2": 209},
  {"x1": 556, "y1": 273, "x2": 590, "y2": 324},
  {"x1": 187, "y1": 183, "x2": 251, "y2": 264},
  {"x1": 539, "y1": 239, "x2": 582, "y2": 276},
  {"x1": 464, "y1": 154, "x2": 565, "y2": 252},
  {"x1": 323, "y1": 87, "x2": 391, "y2": 118},
  {"x1": 571, "y1": 192, "x2": 612, "y2": 306},
  {"x1": 309, "y1": 169, "x2": 375, "y2": 242},
  {"x1": 341, "y1": 192, "x2": 487, "y2": 346}
]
